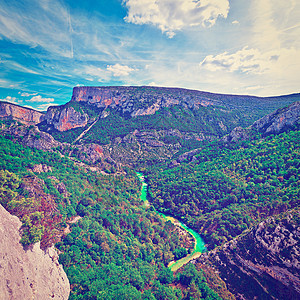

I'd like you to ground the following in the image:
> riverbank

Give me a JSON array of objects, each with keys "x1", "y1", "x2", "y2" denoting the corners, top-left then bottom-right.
[{"x1": 136, "y1": 172, "x2": 206, "y2": 272}]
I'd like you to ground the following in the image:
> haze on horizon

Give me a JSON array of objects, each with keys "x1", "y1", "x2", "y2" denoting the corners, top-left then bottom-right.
[{"x1": 0, "y1": 0, "x2": 299, "y2": 111}]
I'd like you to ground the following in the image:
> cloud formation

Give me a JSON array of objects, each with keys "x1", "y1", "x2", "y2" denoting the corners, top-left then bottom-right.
[
  {"x1": 200, "y1": 47, "x2": 280, "y2": 74},
  {"x1": 19, "y1": 92, "x2": 38, "y2": 97},
  {"x1": 0, "y1": 0, "x2": 72, "y2": 57},
  {"x1": 106, "y1": 64, "x2": 136, "y2": 77},
  {"x1": 35, "y1": 103, "x2": 58, "y2": 111},
  {"x1": 0, "y1": 96, "x2": 21, "y2": 104},
  {"x1": 27, "y1": 95, "x2": 54, "y2": 103},
  {"x1": 123, "y1": 0, "x2": 229, "y2": 37}
]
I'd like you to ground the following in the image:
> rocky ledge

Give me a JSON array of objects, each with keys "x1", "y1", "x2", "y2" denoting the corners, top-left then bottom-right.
[{"x1": 0, "y1": 204, "x2": 70, "y2": 300}]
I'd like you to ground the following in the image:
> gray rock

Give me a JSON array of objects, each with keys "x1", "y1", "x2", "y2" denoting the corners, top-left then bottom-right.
[{"x1": 0, "y1": 204, "x2": 70, "y2": 300}]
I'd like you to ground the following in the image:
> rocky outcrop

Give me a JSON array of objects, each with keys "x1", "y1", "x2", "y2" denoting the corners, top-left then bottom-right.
[
  {"x1": 252, "y1": 101, "x2": 300, "y2": 135},
  {"x1": 71, "y1": 86, "x2": 216, "y2": 113},
  {"x1": 45, "y1": 105, "x2": 89, "y2": 132},
  {"x1": 32, "y1": 164, "x2": 53, "y2": 173},
  {"x1": 222, "y1": 101, "x2": 300, "y2": 142},
  {"x1": 0, "y1": 102, "x2": 44, "y2": 125},
  {"x1": 0, "y1": 121, "x2": 62, "y2": 151},
  {"x1": 198, "y1": 209, "x2": 300, "y2": 300},
  {"x1": 0, "y1": 204, "x2": 70, "y2": 300},
  {"x1": 221, "y1": 126, "x2": 251, "y2": 142}
]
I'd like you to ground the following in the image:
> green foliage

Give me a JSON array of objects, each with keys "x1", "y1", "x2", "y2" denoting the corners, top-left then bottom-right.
[
  {"x1": 147, "y1": 130, "x2": 300, "y2": 249},
  {"x1": 174, "y1": 247, "x2": 188, "y2": 260},
  {"x1": 0, "y1": 134, "x2": 220, "y2": 299}
]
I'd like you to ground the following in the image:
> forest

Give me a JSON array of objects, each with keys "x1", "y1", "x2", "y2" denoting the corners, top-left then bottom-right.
[
  {"x1": 146, "y1": 129, "x2": 300, "y2": 249},
  {"x1": 0, "y1": 129, "x2": 220, "y2": 300}
]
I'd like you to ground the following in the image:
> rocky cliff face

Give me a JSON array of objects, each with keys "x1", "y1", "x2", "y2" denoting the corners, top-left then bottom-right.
[
  {"x1": 71, "y1": 86, "x2": 217, "y2": 112},
  {"x1": 0, "y1": 102, "x2": 44, "y2": 125},
  {"x1": 0, "y1": 204, "x2": 70, "y2": 300},
  {"x1": 222, "y1": 101, "x2": 300, "y2": 142},
  {"x1": 45, "y1": 105, "x2": 89, "y2": 132},
  {"x1": 41, "y1": 87, "x2": 299, "y2": 139},
  {"x1": 0, "y1": 121, "x2": 62, "y2": 151},
  {"x1": 252, "y1": 101, "x2": 300, "y2": 135},
  {"x1": 198, "y1": 209, "x2": 300, "y2": 300}
]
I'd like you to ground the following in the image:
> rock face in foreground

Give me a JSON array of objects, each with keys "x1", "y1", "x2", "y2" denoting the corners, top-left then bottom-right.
[
  {"x1": 198, "y1": 209, "x2": 300, "y2": 300},
  {"x1": 0, "y1": 204, "x2": 70, "y2": 300},
  {"x1": 0, "y1": 102, "x2": 44, "y2": 125}
]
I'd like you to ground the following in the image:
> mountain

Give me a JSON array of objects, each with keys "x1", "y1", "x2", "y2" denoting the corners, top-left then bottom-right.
[
  {"x1": 222, "y1": 100, "x2": 300, "y2": 142},
  {"x1": 38, "y1": 86, "x2": 299, "y2": 166},
  {"x1": 197, "y1": 209, "x2": 300, "y2": 300}
]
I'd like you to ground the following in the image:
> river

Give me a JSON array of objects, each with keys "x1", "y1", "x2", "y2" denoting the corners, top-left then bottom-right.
[{"x1": 136, "y1": 172, "x2": 206, "y2": 272}]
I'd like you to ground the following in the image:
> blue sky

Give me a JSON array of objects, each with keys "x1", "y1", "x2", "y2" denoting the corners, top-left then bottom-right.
[{"x1": 0, "y1": 0, "x2": 299, "y2": 110}]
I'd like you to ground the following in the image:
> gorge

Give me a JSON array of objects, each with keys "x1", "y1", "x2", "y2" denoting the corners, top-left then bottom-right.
[{"x1": 0, "y1": 86, "x2": 299, "y2": 299}]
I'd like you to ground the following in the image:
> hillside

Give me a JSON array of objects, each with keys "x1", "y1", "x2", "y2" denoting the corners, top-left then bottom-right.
[{"x1": 0, "y1": 131, "x2": 221, "y2": 299}]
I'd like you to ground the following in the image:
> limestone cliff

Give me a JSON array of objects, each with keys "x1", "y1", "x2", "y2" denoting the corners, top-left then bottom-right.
[
  {"x1": 45, "y1": 105, "x2": 89, "y2": 132},
  {"x1": 198, "y1": 209, "x2": 300, "y2": 300},
  {"x1": 0, "y1": 204, "x2": 70, "y2": 300},
  {"x1": 0, "y1": 102, "x2": 44, "y2": 125}
]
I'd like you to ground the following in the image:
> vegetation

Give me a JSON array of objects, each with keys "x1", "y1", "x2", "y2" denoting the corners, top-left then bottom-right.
[
  {"x1": 146, "y1": 130, "x2": 300, "y2": 249},
  {"x1": 1, "y1": 91, "x2": 299, "y2": 299},
  {"x1": 0, "y1": 134, "x2": 218, "y2": 299}
]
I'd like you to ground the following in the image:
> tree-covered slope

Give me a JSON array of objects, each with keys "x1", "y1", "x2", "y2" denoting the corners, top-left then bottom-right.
[
  {"x1": 197, "y1": 209, "x2": 300, "y2": 299},
  {"x1": 0, "y1": 133, "x2": 221, "y2": 299},
  {"x1": 146, "y1": 129, "x2": 300, "y2": 249}
]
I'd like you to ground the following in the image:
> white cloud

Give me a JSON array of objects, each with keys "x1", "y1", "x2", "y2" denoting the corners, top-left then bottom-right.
[
  {"x1": 27, "y1": 95, "x2": 54, "y2": 103},
  {"x1": 106, "y1": 63, "x2": 136, "y2": 77},
  {"x1": 35, "y1": 103, "x2": 58, "y2": 111},
  {"x1": 24, "y1": 103, "x2": 58, "y2": 111},
  {"x1": 81, "y1": 66, "x2": 108, "y2": 82},
  {"x1": 19, "y1": 92, "x2": 38, "y2": 97},
  {"x1": 251, "y1": 0, "x2": 300, "y2": 50},
  {"x1": 200, "y1": 46, "x2": 282, "y2": 74},
  {"x1": 232, "y1": 20, "x2": 239, "y2": 25},
  {"x1": 0, "y1": 96, "x2": 22, "y2": 104},
  {"x1": 123, "y1": 0, "x2": 229, "y2": 37},
  {"x1": 0, "y1": 0, "x2": 72, "y2": 57}
]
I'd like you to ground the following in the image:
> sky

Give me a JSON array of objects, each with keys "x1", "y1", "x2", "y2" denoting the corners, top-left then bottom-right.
[{"x1": 0, "y1": 0, "x2": 299, "y2": 111}]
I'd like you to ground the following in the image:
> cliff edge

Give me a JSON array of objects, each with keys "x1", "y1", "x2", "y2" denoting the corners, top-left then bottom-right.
[
  {"x1": 0, "y1": 102, "x2": 44, "y2": 125},
  {"x1": 198, "y1": 209, "x2": 300, "y2": 299},
  {"x1": 0, "y1": 204, "x2": 70, "y2": 300}
]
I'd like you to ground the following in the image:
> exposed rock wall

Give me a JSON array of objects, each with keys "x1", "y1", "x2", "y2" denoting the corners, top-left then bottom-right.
[
  {"x1": 0, "y1": 204, "x2": 70, "y2": 300},
  {"x1": 222, "y1": 101, "x2": 300, "y2": 142},
  {"x1": 198, "y1": 209, "x2": 300, "y2": 300},
  {"x1": 70, "y1": 86, "x2": 217, "y2": 112},
  {"x1": 0, "y1": 122, "x2": 62, "y2": 151},
  {"x1": 45, "y1": 105, "x2": 89, "y2": 132},
  {"x1": 0, "y1": 102, "x2": 44, "y2": 125},
  {"x1": 252, "y1": 101, "x2": 300, "y2": 135}
]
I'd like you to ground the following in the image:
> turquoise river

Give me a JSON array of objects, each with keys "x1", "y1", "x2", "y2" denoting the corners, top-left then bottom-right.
[{"x1": 137, "y1": 172, "x2": 206, "y2": 272}]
